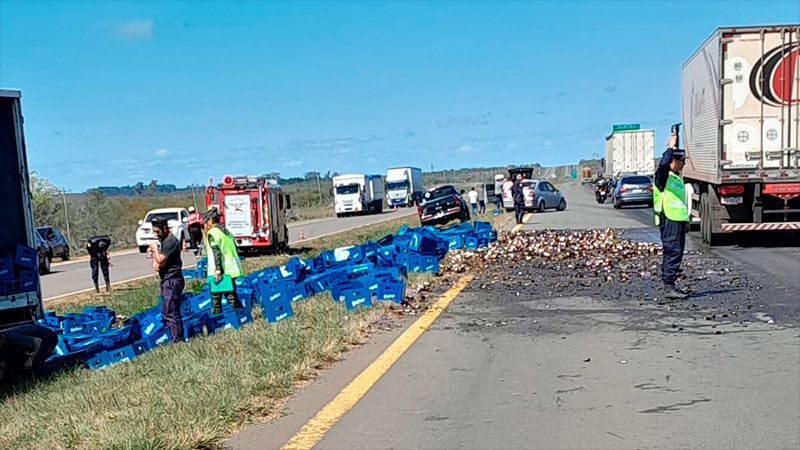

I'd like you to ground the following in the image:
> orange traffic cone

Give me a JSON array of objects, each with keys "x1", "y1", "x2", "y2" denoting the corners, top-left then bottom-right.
[{"x1": 299, "y1": 229, "x2": 305, "y2": 240}]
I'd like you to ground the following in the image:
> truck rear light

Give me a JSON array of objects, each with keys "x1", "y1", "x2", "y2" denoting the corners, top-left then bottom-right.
[
  {"x1": 719, "y1": 185, "x2": 744, "y2": 195},
  {"x1": 454, "y1": 196, "x2": 460, "y2": 205}
]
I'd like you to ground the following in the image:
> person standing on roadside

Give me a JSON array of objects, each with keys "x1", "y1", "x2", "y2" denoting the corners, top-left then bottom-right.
[
  {"x1": 149, "y1": 218, "x2": 185, "y2": 342},
  {"x1": 203, "y1": 209, "x2": 244, "y2": 315},
  {"x1": 511, "y1": 174, "x2": 526, "y2": 225},
  {"x1": 654, "y1": 133, "x2": 690, "y2": 300},
  {"x1": 477, "y1": 185, "x2": 486, "y2": 214},
  {"x1": 86, "y1": 235, "x2": 111, "y2": 293},
  {"x1": 468, "y1": 187, "x2": 479, "y2": 216},
  {"x1": 187, "y1": 206, "x2": 204, "y2": 254}
]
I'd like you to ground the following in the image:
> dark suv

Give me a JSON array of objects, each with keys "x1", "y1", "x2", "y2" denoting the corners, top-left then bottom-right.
[
  {"x1": 36, "y1": 226, "x2": 69, "y2": 261},
  {"x1": 418, "y1": 185, "x2": 470, "y2": 226}
]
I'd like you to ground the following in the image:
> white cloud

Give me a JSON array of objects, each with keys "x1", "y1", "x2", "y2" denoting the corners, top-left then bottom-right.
[
  {"x1": 456, "y1": 145, "x2": 476, "y2": 154},
  {"x1": 115, "y1": 20, "x2": 154, "y2": 41},
  {"x1": 285, "y1": 160, "x2": 303, "y2": 167},
  {"x1": 155, "y1": 148, "x2": 168, "y2": 157}
]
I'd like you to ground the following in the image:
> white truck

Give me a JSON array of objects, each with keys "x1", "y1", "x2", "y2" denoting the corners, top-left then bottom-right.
[
  {"x1": 385, "y1": 167, "x2": 424, "y2": 208},
  {"x1": 333, "y1": 174, "x2": 385, "y2": 217},
  {"x1": 604, "y1": 126, "x2": 656, "y2": 178},
  {"x1": 681, "y1": 25, "x2": 800, "y2": 245}
]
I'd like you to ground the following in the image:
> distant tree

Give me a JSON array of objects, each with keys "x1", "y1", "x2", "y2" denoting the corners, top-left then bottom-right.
[
  {"x1": 29, "y1": 172, "x2": 66, "y2": 229},
  {"x1": 146, "y1": 180, "x2": 159, "y2": 195},
  {"x1": 303, "y1": 171, "x2": 320, "y2": 181},
  {"x1": 133, "y1": 181, "x2": 144, "y2": 196}
]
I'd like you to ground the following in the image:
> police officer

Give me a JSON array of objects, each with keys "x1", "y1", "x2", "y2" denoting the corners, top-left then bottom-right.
[
  {"x1": 511, "y1": 173, "x2": 526, "y2": 225},
  {"x1": 203, "y1": 209, "x2": 244, "y2": 315},
  {"x1": 654, "y1": 134, "x2": 690, "y2": 299},
  {"x1": 86, "y1": 235, "x2": 111, "y2": 293}
]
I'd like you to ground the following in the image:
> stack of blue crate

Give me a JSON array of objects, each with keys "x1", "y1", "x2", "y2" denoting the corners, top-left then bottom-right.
[
  {"x1": 0, "y1": 244, "x2": 39, "y2": 296},
  {"x1": 39, "y1": 222, "x2": 497, "y2": 370}
]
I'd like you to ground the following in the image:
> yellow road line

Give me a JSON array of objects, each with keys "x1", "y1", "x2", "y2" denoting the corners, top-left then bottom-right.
[
  {"x1": 511, "y1": 212, "x2": 533, "y2": 232},
  {"x1": 281, "y1": 274, "x2": 476, "y2": 450}
]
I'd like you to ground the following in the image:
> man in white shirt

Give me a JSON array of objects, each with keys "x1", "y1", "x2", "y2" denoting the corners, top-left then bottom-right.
[{"x1": 467, "y1": 187, "x2": 479, "y2": 216}]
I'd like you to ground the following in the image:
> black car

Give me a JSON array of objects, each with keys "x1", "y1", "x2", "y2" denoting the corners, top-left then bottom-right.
[
  {"x1": 418, "y1": 185, "x2": 470, "y2": 226},
  {"x1": 34, "y1": 232, "x2": 52, "y2": 275},
  {"x1": 36, "y1": 226, "x2": 69, "y2": 261}
]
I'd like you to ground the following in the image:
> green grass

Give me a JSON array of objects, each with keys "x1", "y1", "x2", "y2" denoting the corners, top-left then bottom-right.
[{"x1": 0, "y1": 215, "x2": 429, "y2": 450}]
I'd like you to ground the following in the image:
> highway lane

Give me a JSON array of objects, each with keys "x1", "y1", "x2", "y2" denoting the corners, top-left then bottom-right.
[
  {"x1": 42, "y1": 208, "x2": 417, "y2": 300},
  {"x1": 229, "y1": 181, "x2": 800, "y2": 450}
]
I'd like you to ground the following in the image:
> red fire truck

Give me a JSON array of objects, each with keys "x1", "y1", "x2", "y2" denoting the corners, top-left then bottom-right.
[{"x1": 205, "y1": 175, "x2": 291, "y2": 254}]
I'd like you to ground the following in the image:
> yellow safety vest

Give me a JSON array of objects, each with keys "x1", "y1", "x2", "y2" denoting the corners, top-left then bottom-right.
[
  {"x1": 654, "y1": 171, "x2": 689, "y2": 225},
  {"x1": 205, "y1": 226, "x2": 243, "y2": 278}
]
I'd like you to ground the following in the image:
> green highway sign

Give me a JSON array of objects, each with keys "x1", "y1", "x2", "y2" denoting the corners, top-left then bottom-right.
[
  {"x1": 612, "y1": 124, "x2": 641, "y2": 132},
  {"x1": 570, "y1": 170, "x2": 577, "y2": 180}
]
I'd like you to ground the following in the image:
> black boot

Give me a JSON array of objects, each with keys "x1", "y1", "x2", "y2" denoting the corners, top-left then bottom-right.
[
  {"x1": 94, "y1": 282, "x2": 100, "y2": 293},
  {"x1": 664, "y1": 283, "x2": 688, "y2": 300},
  {"x1": 105, "y1": 282, "x2": 111, "y2": 292}
]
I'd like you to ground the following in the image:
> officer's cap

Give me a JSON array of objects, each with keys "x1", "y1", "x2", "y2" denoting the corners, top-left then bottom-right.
[
  {"x1": 671, "y1": 149, "x2": 686, "y2": 160},
  {"x1": 203, "y1": 208, "x2": 220, "y2": 221}
]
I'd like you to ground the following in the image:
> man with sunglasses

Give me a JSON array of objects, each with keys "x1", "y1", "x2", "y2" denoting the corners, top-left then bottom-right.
[{"x1": 654, "y1": 134, "x2": 690, "y2": 300}]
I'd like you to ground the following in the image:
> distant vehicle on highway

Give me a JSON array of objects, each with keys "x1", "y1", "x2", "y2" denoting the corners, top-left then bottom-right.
[
  {"x1": 502, "y1": 179, "x2": 567, "y2": 213},
  {"x1": 418, "y1": 185, "x2": 470, "y2": 226},
  {"x1": 611, "y1": 175, "x2": 654, "y2": 209},
  {"x1": 135, "y1": 207, "x2": 189, "y2": 253},
  {"x1": 34, "y1": 232, "x2": 52, "y2": 275},
  {"x1": 36, "y1": 226, "x2": 70, "y2": 261}
]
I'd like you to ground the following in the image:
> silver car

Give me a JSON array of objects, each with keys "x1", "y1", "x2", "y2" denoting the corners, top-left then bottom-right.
[
  {"x1": 502, "y1": 179, "x2": 567, "y2": 212},
  {"x1": 612, "y1": 175, "x2": 654, "y2": 208}
]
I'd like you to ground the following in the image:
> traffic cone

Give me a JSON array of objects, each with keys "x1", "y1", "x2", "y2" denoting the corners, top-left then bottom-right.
[{"x1": 299, "y1": 229, "x2": 305, "y2": 240}]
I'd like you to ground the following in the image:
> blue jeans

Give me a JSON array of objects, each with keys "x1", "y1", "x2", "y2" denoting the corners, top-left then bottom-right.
[{"x1": 160, "y1": 277, "x2": 185, "y2": 342}]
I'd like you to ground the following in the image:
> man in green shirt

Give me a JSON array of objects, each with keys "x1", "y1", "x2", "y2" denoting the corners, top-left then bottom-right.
[{"x1": 203, "y1": 209, "x2": 244, "y2": 314}]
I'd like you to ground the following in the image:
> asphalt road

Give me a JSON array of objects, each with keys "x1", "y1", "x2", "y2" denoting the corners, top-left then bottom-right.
[
  {"x1": 42, "y1": 208, "x2": 416, "y2": 300},
  {"x1": 229, "y1": 181, "x2": 800, "y2": 450}
]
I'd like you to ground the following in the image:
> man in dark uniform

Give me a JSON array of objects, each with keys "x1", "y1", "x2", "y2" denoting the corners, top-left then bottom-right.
[
  {"x1": 654, "y1": 134, "x2": 690, "y2": 299},
  {"x1": 511, "y1": 173, "x2": 526, "y2": 225},
  {"x1": 86, "y1": 235, "x2": 111, "y2": 293},
  {"x1": 149, "y1": 218, "x2": 185, "y2": 343}
]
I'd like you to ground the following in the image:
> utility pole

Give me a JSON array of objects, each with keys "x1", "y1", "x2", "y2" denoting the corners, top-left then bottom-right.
[
  {"x1": 61, "y1": 188, "x2": 71, "y2": 245},
  {"x1": 189, "y1": 183, "x2": 198, "y2": 210},
  {"x1": 315, "y1": 172, "x2": 323, "y2": 203}
]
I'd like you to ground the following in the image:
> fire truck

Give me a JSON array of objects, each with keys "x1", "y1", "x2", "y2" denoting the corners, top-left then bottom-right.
[{"x1": 205, "y1": 175, "x2": 291, "y2": 254}]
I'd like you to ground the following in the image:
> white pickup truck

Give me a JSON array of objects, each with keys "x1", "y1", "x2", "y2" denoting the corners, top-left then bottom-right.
[{"x1": 135, "y1": 207, "x2": 190, "y2": 253}]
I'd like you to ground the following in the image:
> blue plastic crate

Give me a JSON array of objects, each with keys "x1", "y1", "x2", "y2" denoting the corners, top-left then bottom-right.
[
  {"x1": 205, "y1": 310, "x2": 241, "y2": 333},
  {"x1": 0, "y1": 257, "x2": 13, "y2": 282},
  {"x1": 262, "y1": 300, "x2": 293, "y2": 323},
  {"x1": 53, "y1": 336, "x2": 70, "y2": 357},
  {"x1": 257, "y1": 281, "x2": 287, "y2": 304},
  {"x1": 1, "y1": 280, "x2": 21, "y2": 295},
  {"x1": 477, "y1": 237, "x2": 489, "y2": 248},
  {"x1": 43, "y1": 311, "x2": 62, "y2": 328},
  {"x1": 420, "y1": 256, "x2": 440, "y2": 274},
  {"x1": 331, "y1": 281, "x2": 372, "y2": 310},
  {"x1": 99, "y1": 325, "x2": 138, "y2": 349},
  {"x1": 14, "y1": 244, "x2": 38, "y2": 270},
  {"x1": 139, "y1": 314, "x2": 165, "y2": 337},
  {"x1": 474, "y1": 221, "x2": 492, "y2": 234},
  {"x1": 489, "y1": 230, "x2": 498, "y2": 243},
  {"x1": 84, "y1": 351, "x2": 111, "y2": 370},
  {"x1": 82, "y1": 306, "x2": 116, "y2": 329},
  {"x1": 446, "y1": 235, "x2": 463, "y2": 249},
  {"x1": 363, "y1": 277, "x2": 380, "y2": 298},
  {"x1": 183, "y1": 317, "x2": 206, "y2": 339},
  {"x1": 188, "y1": 293, "x2": 212, "y2": 314},
  {"x1": 465, "y1": 234, "x2": 480, "y2": 249},
  {"x1": 236, "y1": 287, "x2": 254, "y2": 309},
  {"x1": 377, "y1": 279, "x2": 406, "y2": 304},
  {"x1": 133, "y1": 331, "x2": 170, "y2": 354},
  {"x1": 233, "y1": 307, "x2": 252, "y2": 325},
  {"x1": 399, "y1": 253, "x2": 423, "y2": 273},
  {"x1": 107, "y1": 345, "x2": 137, "y2": 364},
  {"x1": 82, "y1": 320, "x2": 105, "y2": 335},
  {"x1": 286, "y1": 283, "x2": 308, "y2": 302},
  {"x1": 60, "y1": 318, "x2": 88, "y2": 335}
]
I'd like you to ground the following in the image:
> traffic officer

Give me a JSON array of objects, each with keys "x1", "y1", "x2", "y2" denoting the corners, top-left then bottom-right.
[
  {"x1": 203, "y1": 209, "x2": 244, "y2": 314},
  {"x1": 654, "y1": 134, "x2": 690, "y2": 299},
  {"x1": 86, "y1": 235, "x2": 111, "y2": 293}
]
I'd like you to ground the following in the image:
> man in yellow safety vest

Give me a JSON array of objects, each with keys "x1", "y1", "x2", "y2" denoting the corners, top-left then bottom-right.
[
  {"x1": 202, "y1": 209, "x2": 244, "y2": 314},
  {"x1": 653, "y1": 134, "x2": 690, "y2": 299}
]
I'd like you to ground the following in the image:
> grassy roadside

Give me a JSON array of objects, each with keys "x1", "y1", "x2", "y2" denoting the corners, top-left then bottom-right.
[
  {"x1": 0, "y1": 214, "x2": 451, "y2": 450},
  {"x1": 1, "y1": 213, "x2": 506, "y2": 450}
]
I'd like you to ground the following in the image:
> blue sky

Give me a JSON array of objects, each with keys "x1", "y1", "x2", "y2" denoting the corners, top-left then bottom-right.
[{"x1": 1, "y1": 1, "x2": 797, "y2": 191}]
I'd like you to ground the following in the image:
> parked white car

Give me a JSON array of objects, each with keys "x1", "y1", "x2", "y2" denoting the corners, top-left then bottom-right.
[{"x1": 136, "y1": 207, "x2": 190, "y2": 253}]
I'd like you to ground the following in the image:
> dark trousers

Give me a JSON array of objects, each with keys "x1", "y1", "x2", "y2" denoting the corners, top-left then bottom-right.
[
  {"x1": 495, "y1": 195, "x2": 503, "y2": 211},
  {"x1": 211, "y1": 283, "x2": 243, "y2": 314},
  {"x1": 514, "y1": 201, "x2": 525, "y2": 224},
  {"x1": 160, "y1": 277, "x2": 185, "y2": 343},
  {"x1": 659, "y1": 218, "x2": 686, "y2": 285},
  {"x1": 90, "y1": 257, "x2": 110, "y2": 286},
  {"x1": 188, "y1": 224, "x2": 203, "y2": 249},
  {"x1": 478, "y1": 200, "x2": 486, "y2": 214}
]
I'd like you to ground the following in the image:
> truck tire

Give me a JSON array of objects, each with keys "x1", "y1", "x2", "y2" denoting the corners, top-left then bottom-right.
[{"x1": 700, "y1": 193, "x2": 725, "y2": 246}]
